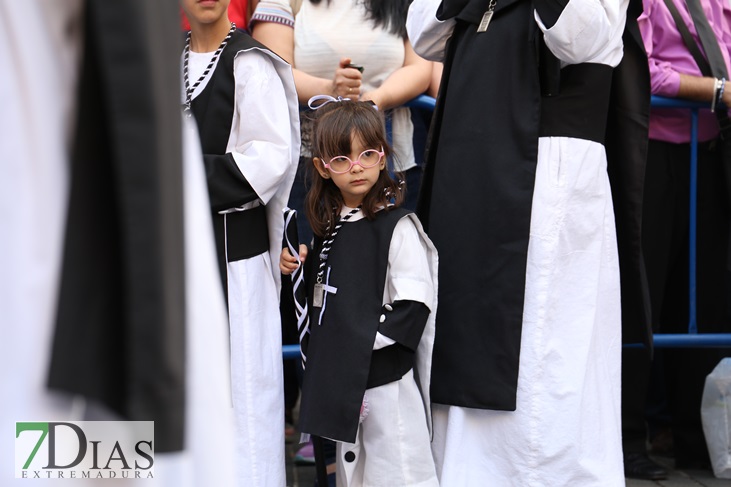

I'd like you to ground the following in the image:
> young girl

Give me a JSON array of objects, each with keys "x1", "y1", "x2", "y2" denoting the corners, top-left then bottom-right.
[{"x1": 280, "y1": 98, "x2": 439, "y2": 486}]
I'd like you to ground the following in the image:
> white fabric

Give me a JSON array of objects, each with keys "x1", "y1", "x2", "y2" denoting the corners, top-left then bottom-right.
[
  {"x1": 535, "y1": 0, "x2": 627, "y2": 67},
  {"x1": 264, "y1": 0, "x2": 417, "y2": 171},
  {"x1": 150, "y1": 117, "x2": 238, "y2": 487},
  {"x1": 408, "y1": 0, "x2": 627, "y2": 69},
  {"x1": 226, "y1": 253, "x2": 286, "y2": 486},
  {"x1": 186, "y1": 43, "x2": 300, "y2": 487},
  {"x1": 336, "y1": 211, "x2": 439, "y2": 486},
  {"x1": 0, "y1": 2, "x2": 83, "y2": 484},
  {"x1": 337, "y1": 371, "x2": 438, "y2": 487},
  {"x1": 432, "y1": 137, "x2": 623, "y2": 486},
  {"x1": 406, "y1": 0, "x2": 456, "y2": 62},
  {"x1": 423, "y1": 1, "x2": 626, "y2": 484}
]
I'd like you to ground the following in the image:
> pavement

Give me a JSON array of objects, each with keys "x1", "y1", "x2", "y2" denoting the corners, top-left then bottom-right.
[{"x1": 625, "y1": 456, "x2": 727, "y2": 487}]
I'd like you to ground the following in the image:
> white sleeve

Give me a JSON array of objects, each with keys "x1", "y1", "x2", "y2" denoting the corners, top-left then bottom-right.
[
  {"x1": 386, "y1": 216, "x2": 434, "y2": 309},
  {"x1": 229, "y1": 50, "x2": 295, "y2": 205},
  {"x1": 535, "y1": 0, "x2": 628, "y2": 67},
  {"x1": 406, "y1": 0, "x2": 456, "y2": 62},
  {"x1": 373, "y1": 215, "x2": 433, "y2": 350}
]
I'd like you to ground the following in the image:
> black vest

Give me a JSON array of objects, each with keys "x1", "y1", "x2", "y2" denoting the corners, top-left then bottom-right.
[{"x1": 298, "y1": 207, "x2": 411, "y2": 443}]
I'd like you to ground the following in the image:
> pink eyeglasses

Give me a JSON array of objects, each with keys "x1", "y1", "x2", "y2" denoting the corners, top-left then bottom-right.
[{"x1": 324, "y1": 148, "x2": 384, "y2": 174}]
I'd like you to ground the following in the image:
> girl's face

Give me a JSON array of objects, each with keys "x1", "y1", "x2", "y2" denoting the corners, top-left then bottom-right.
[{"x1": 314, "y1": 133, "x2": 386, "y2": 208}]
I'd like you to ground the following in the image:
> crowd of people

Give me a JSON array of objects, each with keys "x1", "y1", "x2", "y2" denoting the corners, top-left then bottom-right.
[{"x1": 3, "y1": 0, "x2": 731, "y2": 486}]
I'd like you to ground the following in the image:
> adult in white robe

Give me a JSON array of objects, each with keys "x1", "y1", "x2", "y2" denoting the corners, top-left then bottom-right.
[{"x1": 407, "y1": 0, "x2": 636, "y2": 484}]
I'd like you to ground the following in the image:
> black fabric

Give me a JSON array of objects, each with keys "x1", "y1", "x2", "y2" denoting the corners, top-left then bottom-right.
[
  {"x1": 190, "y1": 30, "x2": 264, "y2": 212},
  {"x1": 643, "y1": 140, "x2": 729, "y2": 334},
  {"x1": 533, "y1": 0, "x2": 569, "y2": 28},
  {"x1": 644, "y1": 140, "x2": 731, "y2": 466},
  {"x1": 539, "y1": 63, "x2": 613, "y2": 144},
  {"x1": 203, "y1": 153, "x2": 259, "y2": 213},
  {"x1": 439, "y1": 0, "x2": 524, "y2": 24},
  {"x1": 621, "y1": 349, "x2": 653, "y2": 453},
  {"x1": 298, "y1": 208, "x2": 413, "y2": 443},
  {"x1": 222, "y1": 205, "x2": 270, "y2": 263},
  {"x1": 366, "y1": 344, "x2": 415, "y2": 389},
  {"x1": 378, "y1": 300, "x2": 430, "y2": 352},
  {"x1": 48, "y1": 0, "x2": 186, "y2": 452},
  {"x1": 420, "y1": 6, "x2": 541, "y2": 411},
  {"x1": 684, "y1": 0, "x2": 729, "y2": 78},
  {"x1": 613, "y1": 2, "x2": 655, "y2": 458},
  {"x1": 211, "y1": 205, "x2": 270, "y2": 294},
  {"x1": 662, "y1": 0, "x2": 714, "y2": 77},
  {"x1": 605, "y1": 9, "x2": 653, "y2": 348},
  {"x1": 663, "y1": 0, "x2": 731, "y2": 264}
]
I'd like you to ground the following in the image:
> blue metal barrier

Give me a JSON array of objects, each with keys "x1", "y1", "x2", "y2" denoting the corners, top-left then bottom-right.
[
  {"x1": 283, "y1": 344, "x2": 301, "y2": 360},
  {"x1": 642, "y1": 96, "x2": 731, "y2": 348},
  {"x1": 405, "y1": 94, "x2": 437, "y2": 111}
]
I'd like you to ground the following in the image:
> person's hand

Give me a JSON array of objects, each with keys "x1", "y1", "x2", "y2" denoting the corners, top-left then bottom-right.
[
  {"x1": 332, "y1": 57, "x2": 362, "y2": 99},
  {"x1": 723, "y1": 80, "x2": 731, "y2": 108},
  {"x1": 279, "y1": 244, "x2": 308, "y2": 275}
]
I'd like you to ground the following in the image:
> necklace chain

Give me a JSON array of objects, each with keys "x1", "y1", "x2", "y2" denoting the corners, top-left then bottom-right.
[{"x1": 183, "y1": 22, "x2": 236, "y2": 113}]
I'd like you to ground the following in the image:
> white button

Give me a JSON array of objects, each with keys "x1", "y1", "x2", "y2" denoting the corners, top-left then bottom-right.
[
  {"x1": 384, "y1": 304, "x2": 393, "y2": 311},
  {"x1": 379, "y1": 314, "x2": 386, "y2": 323}
]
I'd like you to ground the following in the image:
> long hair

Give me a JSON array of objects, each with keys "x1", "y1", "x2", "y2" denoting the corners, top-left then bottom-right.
[
  {"x1": 308, "y1": 0, "x2": 410, "y2": 37},
  {"x1": 305, "y1": 100, "x2": 404, "y2": 237}
]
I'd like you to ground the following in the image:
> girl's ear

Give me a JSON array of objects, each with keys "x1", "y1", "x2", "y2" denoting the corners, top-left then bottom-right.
[{"x1": 313, "y1": 157, "x2": 330, "y2": 179}]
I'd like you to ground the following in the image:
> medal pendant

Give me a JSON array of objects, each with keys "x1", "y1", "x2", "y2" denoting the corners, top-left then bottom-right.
[
  {"x1": 477, "y1": 10, "x2": 494, "y2": 32},
  {"x1": 313, "y1": 283, "x2": 324, "y2": 308}
]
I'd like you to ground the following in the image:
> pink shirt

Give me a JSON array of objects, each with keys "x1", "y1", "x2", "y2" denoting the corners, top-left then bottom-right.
[{"x1": 639, "y1": 0, "x2": 731, "y2": 143}]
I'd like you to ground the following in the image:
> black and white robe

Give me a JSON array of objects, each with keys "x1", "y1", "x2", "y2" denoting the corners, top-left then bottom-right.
[
  {"x1": 407, "y1": 0, "x2": 648, "y2": 484},
  {"x1": 183, "y1": 30, "x2": 300, "y2": 486},
  {"x1": 299, "y1": 207, "x2": 439, "y2": 487}
]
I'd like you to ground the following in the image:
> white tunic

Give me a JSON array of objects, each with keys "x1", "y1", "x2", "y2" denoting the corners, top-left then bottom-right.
[
  {"x1": 408, "y1": 0, "x2": 627, "y2": 485},
  {"x1": 186, "y1": 42, "x2": 300, "y2": 487}
]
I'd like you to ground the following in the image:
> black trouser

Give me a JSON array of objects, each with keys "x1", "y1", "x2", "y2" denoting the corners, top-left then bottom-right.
[{"x1": 624, "y1": 139, "x2": 730, "y2": 464}]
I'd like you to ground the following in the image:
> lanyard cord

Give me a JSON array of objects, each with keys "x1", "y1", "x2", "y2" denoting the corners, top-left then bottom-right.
[
  {"x1": 183, "y1": 23, "x2": 236, "y2": 113},
  {"x1": 316, "y1": 206, "x2": 361, "y2": 284}
]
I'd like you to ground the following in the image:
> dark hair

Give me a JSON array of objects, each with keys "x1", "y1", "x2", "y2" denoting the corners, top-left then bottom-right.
[
  {"x1": 305, "y1": 100, "x2": 404, "y2": 237},
  {"x1": 308, "y1": 0, "x2": 410, "y2": 37}
]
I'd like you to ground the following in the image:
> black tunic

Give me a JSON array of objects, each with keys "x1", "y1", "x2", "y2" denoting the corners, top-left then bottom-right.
[{"x1": 298, "y1": 207, "x2": 415, "y2": 443}]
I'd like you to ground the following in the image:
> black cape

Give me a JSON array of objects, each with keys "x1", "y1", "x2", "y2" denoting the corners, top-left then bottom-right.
[{"x1": 47, "y1": 0, "x2": 187, "y2": 452}]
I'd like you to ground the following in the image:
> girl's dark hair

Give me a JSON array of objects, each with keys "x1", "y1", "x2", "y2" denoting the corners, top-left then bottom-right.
[
  {"x1": 308, "y1": 0, "x2": 410, "y2": 37},
  {"x1": 305, "y1": 100, "x2": 404, "y2": 237}
]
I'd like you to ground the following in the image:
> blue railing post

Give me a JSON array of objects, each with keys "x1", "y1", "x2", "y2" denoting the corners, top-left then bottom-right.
[
  {"x1": 688, "y1": 109, "x2": 699, "y2": 334},
  {"x1": 644, "y1": 96, "x2": 731, "y2": 347}
]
